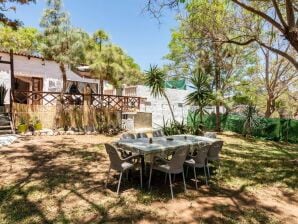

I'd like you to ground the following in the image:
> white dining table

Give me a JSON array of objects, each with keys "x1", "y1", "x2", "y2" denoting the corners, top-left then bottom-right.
[{"x1": 117, "y1": 135, "x2": 221, "y2": 178}]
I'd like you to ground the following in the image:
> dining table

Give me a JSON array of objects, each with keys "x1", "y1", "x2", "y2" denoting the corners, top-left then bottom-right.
[{"x1": 117, "y1": 134, "x2": 221, "y2": 178}]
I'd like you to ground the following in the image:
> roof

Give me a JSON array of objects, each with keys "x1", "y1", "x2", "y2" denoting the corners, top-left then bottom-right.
[{"x1": 0, "y1": 49, "x2": 45, "y2": 60}]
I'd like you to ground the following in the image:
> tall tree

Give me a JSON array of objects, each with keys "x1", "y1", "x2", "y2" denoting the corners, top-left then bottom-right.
[
  {"x1": 0, "y1": 0, "x2": 35, "y2": 28},
  {"x1": 145, "y1": 65, "x2": 176, "y2": 123},
  {"x1": 146, "y1": 0, "x2": 298, "y2": 70},
  {"x1": 40, "y1": 0, "x2": 85, "y2": 92},
  {"x1": 166, "y1": 0, "x2": 254, "y2": 131},
  {"x1": 86, "y1": 42, "x2": 142, "y2": 95}
]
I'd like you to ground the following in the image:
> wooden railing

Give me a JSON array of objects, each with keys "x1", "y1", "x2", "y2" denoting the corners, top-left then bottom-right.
[{"x1": 13, "y1": 91, "x2": 142, "y2": 111}]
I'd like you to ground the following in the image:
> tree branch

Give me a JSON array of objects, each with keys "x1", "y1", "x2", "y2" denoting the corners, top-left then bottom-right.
[{"x1": 231, "y1": 0, "x2": 285, "y2": 33}]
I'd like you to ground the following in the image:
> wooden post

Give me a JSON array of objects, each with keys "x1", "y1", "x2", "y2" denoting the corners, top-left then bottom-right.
[{"x1": 10, "y1": 50, "x2": 15, "y2": 93}]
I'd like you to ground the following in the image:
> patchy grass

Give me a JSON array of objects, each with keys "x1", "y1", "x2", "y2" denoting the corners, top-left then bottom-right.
[{"x1": 0, "y1": 133, "x2": 297, "y2": 223}]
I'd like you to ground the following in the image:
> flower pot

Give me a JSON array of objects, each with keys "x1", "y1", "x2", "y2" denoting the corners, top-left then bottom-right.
[{"x1": 18, "y1": 124, "x2": 28, "y2": 134}]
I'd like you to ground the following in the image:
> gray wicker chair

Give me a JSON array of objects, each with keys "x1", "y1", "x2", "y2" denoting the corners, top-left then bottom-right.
[
  {"x1": 184, "y1": 144, "x2": 210, "y2": 188},
  {"x1": 206, "y1": 141, "x2": 224, "y2": 177},
  {"x1": 136, "y1": 133, "x2": 148, "y2": 138},
  {"x1": 148, "y1": 146, "x2": 189, "y2": 199},
  {"x1": 153, "y1": 130, "x2": 164, "y2": 137},
  {"x1": 105, "y1": 143, "x2": 142, "y2": 194}
]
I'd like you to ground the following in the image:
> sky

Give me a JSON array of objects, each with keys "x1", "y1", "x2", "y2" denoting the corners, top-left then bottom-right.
[{"x1": 6, "y1": 0, "x2": 178, "y2": 71}]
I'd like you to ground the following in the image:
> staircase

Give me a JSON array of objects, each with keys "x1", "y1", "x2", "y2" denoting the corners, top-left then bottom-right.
[{"x1": 0, "y1": 113, "x2": 14, "y2": 135}]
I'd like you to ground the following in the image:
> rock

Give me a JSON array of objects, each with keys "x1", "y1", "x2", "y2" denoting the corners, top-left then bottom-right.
[
  {"x1": 66, "y1": 131, "x2": 75, "y2": 135},
  {"x1": 25, "y1": 132, "x2": 33, "y2": 136}
]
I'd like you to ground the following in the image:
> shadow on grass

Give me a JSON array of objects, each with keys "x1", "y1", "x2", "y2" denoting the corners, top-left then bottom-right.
[{"x1": 0, "y1": 134, "x2": 297, "y2": 223}]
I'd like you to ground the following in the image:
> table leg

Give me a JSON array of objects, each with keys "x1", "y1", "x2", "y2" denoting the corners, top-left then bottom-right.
[{"x1": 141, "y1": 155, "x2": 146, "y2": 177}]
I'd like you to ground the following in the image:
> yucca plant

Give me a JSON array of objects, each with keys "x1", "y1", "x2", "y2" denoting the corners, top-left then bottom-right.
[
  {"x1": 242, "y1": 104, "x2": 260, "y2": 137},
  {"x1": 0, "y1": 84, "x2": 8, "y2": 106}
]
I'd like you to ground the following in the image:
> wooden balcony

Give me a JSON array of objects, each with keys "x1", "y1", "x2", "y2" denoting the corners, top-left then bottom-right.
[{"x1": 13, "y1": 91, "x2": 142, "y2": 112}]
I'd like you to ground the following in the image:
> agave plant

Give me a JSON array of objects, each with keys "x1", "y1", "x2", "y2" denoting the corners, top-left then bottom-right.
[
  {"x1": 0, "y1": 84, "x2": 8, "y2": 106},
  {"x1": 242, "y1": 104, "x2": 260, "y2": 137}
]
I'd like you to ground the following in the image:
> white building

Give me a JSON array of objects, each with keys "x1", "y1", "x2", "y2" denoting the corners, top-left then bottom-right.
[
  {"x1": 106, "y1": 85, "x2": 194, "y2": 129},
  {"x1": 0, "y1": 51, "x2": 99, "y2": 105}
]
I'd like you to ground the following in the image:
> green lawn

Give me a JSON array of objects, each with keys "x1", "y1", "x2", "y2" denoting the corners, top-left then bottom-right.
[{"x1": 0, "y1": 133, "x2": 297, "y2": 223}]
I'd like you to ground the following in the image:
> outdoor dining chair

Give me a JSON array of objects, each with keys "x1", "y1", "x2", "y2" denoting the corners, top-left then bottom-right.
[
  {"x1": 152, "y1": 129, "x2": 164, "y2": 137},
  {"x1": 206, "y1": 141, "x2": 224, "y2": 177},
  {"x1": 136, "y1": 133, "x2": 148, "y2": 138},
  {"x1": 184, "y1": 144, "x2": 210, "y2": 188},
  {"x1": 105, "y1": 143, "x2": 142, "y2": 194},
  {"x1": 148, "y1": 146, "x2": 189, "y2": 199}
]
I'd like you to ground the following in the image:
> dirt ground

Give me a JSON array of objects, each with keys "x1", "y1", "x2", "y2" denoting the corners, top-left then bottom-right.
[{"x1": 0, "y1": 134, "x2": 297, "y2": 224}]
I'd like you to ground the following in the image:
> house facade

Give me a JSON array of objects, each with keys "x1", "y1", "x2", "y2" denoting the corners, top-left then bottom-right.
[{"x1": 0, "y1": 51, "x2": 99, "y2": 105}]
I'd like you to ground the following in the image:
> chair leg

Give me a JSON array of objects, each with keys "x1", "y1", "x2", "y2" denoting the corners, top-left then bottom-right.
[
  {"x1": 168, "y1": 173, "x2": 174, "y2": 199},
  {"x1": 173, "y1": 174, "x2": 176, "y2": 182},
  {"x1": 186, "y1": 166, "x2": 189, "y2": 178},
  {"x1": 105, "y1": 166, "x2": 111, "y2": 188},
  {"x1": 148, "y1": 165, "x2": 153, "y2": 189},
  {"x1": 182, "y1": 170, "x2": 187, "y2": 192},
  {"x1": 164, "y1": 173, "x2": 167, "y2": 184},
  {"x1": 207, "y1": 159, "x2": 211, "y2": 177},
  {"x1": 203, "y1": 165, "x2": 208, "y2": 186},
  {"x1": 193, "y1": 167, "x2": 198, "y2": 190},
  {"x1": 139, "y1": 165, "x2": 143, "y2": 189},
  {"x1": 117, "y1": 172, "x2": 123, "y2": 195}
]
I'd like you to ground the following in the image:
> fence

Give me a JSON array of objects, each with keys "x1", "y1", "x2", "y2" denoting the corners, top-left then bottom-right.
[
  {"x1": 13, "y1": 90, "x2": 142, "y2": 112},
  {"x1": 188, "y1": 113, "x2": 298, "y2": 143}
]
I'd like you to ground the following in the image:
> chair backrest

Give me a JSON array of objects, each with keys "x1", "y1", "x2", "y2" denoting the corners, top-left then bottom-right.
[
  {"x1": 193, "y1": 144, "x2": 210, "y2": 165},
  {"x1": 204, "y1": 132, "x2": 217, "y2": 139},
  {"x1": 153, "y1": 129, "x2": 164, "y2": 137},
  {"x1": 169, "y1": 146, "x2": 189, "y2": 172},
  {"x1": 121, "y1": 133, "x2": 136, "y2": 140},
  {"x1": 137, "y1": 133, "x2": 148, "y2": 138},
  {"x1": 207, "y1": 141, "x2": 224, "y2": 159},
  {"x1": 105, "y1": 143, "x2": 123, "y2": 170}
]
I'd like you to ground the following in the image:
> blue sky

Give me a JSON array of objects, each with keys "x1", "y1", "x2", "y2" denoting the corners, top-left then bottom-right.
[{"x1": 7, "y1": 0, "x2": 178, "y2": 71}]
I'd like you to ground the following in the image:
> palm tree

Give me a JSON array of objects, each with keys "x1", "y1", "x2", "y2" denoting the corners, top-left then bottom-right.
[
  {"x1": 186, "y1": 69, "x2": 212, "y2": 123},
  {"x1": 145, "y1": 65, "x2": 176, "y2": 122},
  {"x1": 93, "y1": 29, "x2": 109, "y2": 51}
]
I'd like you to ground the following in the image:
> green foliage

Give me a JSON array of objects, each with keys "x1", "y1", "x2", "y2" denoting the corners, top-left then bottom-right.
[
  {"x1": 0, "y1": 0, "x2": 36, "y2": 28},
  {"x1": 242, "y1": 104, "x2": 261, "y2": 137},
  {"x1": 145, "y1": 65, "x2": 166, "y2": 98},
  {"x1": 0, "y1": 26, "x2": 41, "y2": 53},
  {"x1": 0, "y1": 84, "x2": 7, "y2": 106},
  {"x1": 186, "y1": 69, "x2": 212, "y2": 122},
  {"x1": 162, "y1": 119, "x2": 188, "y2": 136},
  {"x1": 87, "y1": 43, "x2": 142, "y2": 88}
]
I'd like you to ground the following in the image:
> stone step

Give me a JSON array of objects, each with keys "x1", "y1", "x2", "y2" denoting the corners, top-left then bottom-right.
[
  {"x1": 0, "y1": 129, "x2": 13, "y2": 135},
  {"x1": 0, "y1": 121, "x2": 10, "y2": 125},
  {"x1": 0, "y1": 125, "x2": 11, "y2": 130}
]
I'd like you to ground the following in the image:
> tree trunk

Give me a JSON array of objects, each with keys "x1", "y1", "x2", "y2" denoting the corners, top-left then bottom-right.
[
  {"x1": 60, "y1": 63, "x2": 67, "y2": 92},
  {"x1": 265, "y1": 96, "x2": 276, "y2": 118},
  {"x1": 215, "y1": 66, "x2": 221, "y2": 132},
  {"x1": 163, "y1": 92, "x2": 176, "y2": 123}
]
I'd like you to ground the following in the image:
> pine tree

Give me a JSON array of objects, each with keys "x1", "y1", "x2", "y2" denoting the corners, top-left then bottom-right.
[{"x1": 40, "y1": 0, "x2": 85, "y2": 92}]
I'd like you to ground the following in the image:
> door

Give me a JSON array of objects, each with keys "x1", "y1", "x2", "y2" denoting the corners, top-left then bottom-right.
[{"x1": 32, "y1": 78, "x2": 43, "y2": 105}]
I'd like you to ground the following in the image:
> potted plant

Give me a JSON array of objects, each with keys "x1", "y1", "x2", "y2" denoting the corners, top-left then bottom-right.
[
  {"x1": 0, "y1": 84, "x2": 8, "y2": 113},
  {"x1": 17, "y1": 116, "x2": 28, "y2": 134},
  {"x1": 33, "y1": 116, "x2": 42, "y2": 130}
]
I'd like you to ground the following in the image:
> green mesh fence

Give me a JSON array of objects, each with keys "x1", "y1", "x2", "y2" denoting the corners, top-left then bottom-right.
[{"x1": 187, "y1": 113, "x2": 298, "y2": 143}]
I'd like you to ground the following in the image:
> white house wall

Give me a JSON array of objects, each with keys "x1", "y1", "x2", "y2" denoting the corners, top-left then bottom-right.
[{"x1": 135, "y1": 85, "x2": 193, "y2": 128}]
